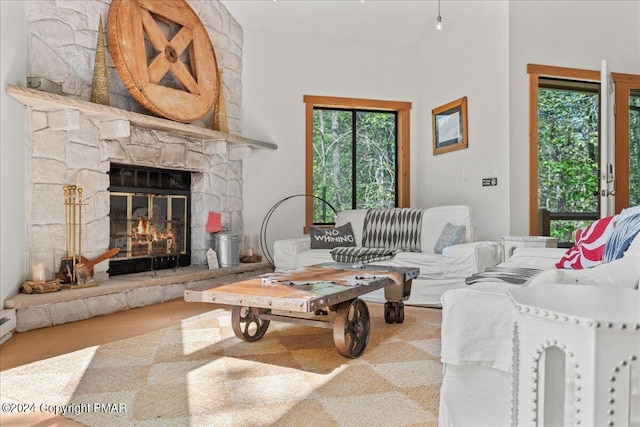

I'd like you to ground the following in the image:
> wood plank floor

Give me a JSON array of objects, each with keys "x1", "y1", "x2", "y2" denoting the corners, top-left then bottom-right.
[{"x1": 0, "y1": 298, "x2": 223, "y2": 426}]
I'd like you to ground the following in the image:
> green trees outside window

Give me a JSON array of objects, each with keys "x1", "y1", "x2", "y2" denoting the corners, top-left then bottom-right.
[
  {"x1": 537, "y1": 83, "x2": 599, "y2": 243},
  {"x1": 312, "y1": 108, "x2": 397, "y2": 224}
]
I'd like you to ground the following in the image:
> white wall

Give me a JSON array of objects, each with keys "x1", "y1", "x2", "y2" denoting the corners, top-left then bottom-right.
[
  {"x1": 508, "y1": 1, "x2": 640, "y2": 234},
  {"x1": 238, "y1": 0, "x2": 512, "y2": 249},
  {"x1": 240, "y1": 30, "x2": 419, "y2": 252},
  {"x1": 237, "y1": 0, "x2": 640, "y2": 253},
  {"x1": 1, "y1": 1, "x2": 27, "y2": 304},
  {"x1": 414, "y1": 1, "x2": 510, "y2": 241}
]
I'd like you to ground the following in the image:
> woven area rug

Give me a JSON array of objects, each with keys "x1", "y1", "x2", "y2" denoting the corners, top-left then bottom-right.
[{"x1": 0, "y1": 303, "x2": 442, "y2": 426}]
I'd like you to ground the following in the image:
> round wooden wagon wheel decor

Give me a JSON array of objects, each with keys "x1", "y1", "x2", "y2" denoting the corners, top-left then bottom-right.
[{"x1": 107, "y1": 0, "x2": 218, "y2": 123}]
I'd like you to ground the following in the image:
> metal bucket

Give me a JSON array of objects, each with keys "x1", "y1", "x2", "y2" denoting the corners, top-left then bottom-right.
[{"x1": 212, "y1": 232, "x2": 239, "y2": 267}]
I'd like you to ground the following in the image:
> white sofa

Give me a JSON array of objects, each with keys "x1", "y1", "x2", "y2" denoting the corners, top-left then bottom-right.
[
  {"x1": 438, "y1": 229, "x2": 640, "y2": 426},
  {"x1": 273, "y1": 205, "x2": 501, "y2": 306}
]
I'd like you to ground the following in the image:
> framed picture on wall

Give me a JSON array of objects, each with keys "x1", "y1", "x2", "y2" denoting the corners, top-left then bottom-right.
[{"x1": 432, "y1": 96, "x2": 468, "y2": 155}]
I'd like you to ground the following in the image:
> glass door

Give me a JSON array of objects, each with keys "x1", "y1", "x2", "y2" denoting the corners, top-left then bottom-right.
[
  {"x1": 110, "y1": 193, "x2": 188, "y2": 260},
  {"x1": 528, "y1": 64, "x2": 640, "y2": 240},
  {"x1": 536, "y1": 77, "x2": 600, "y2": 244}
]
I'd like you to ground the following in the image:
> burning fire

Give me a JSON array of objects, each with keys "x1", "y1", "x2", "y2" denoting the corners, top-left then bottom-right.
[{"x1": 133, "y1": 216, "x2": 177, "y2": 252}]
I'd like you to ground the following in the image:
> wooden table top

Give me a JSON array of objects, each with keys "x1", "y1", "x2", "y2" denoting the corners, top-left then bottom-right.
[{"x1": 184, "y1": 265, "x2": 414, "y2": 313}]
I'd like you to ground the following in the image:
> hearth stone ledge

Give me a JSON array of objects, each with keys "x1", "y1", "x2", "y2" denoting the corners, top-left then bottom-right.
[{"x1": 5, "y1": 262, "x2": 274, "y2": 332}]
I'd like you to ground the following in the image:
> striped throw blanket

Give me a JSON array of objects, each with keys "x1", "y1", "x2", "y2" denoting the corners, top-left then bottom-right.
[
  {"x1": 465, "y1": 266, "x2": 543, "y2": 285},
  {"x1": 330, "y1": 208, "x2": 425, "y2": 264},
  {"x1": 603, "y1": 213, "x2": 640, "y2": 263},
  {"x1": 362, "y1": 208, "x2": 425, "y2": 252},
  {"x1": 330, "y1": 246, "x2": 399, "y2": 264}
]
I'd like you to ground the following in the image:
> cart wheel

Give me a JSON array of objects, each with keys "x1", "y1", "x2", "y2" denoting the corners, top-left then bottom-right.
[
  {"x1": 231, "y1": 306, "x2": 270, "y2": 342},
  {"x1": 384, "y1": 302, "x2": 396, "y2": 324},
  {"x1": 333, "y1": 299, "x2": 370, "y2": 358},
  {"x1": 396, "y1": 304, "x2": 405, "y2": 324}
]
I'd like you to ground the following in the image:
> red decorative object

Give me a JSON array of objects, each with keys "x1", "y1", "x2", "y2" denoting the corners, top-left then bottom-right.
[
  {"x1": 555, "y1": 215, "x2": 616, "y2": 269},
  {"x1": 206, "y1": 211, "x2": 222, "y2": 233}
]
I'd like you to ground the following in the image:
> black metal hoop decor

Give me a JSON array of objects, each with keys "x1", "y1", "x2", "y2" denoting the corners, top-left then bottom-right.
[{"x1": 259, "y1": 194, "x2": 338, "y2": 266}]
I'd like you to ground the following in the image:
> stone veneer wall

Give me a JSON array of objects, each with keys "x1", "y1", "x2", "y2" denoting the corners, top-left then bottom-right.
[
  {"x1": 26, "y1": 109, "x2": 249, "y2": 282},
  {"x1": 24, "y1": 0, "x2": 246, "y2": 279},
  {"x1": 27, "y1": 0, "x2": 243, "y2": 132}
]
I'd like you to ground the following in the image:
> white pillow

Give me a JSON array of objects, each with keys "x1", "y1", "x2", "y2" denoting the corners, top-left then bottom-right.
[{"x1": 527, "y1": 252, "x2": 640, "y2": 289}]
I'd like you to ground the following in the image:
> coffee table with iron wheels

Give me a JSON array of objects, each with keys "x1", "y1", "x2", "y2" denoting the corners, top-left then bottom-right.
[{"x1": 184, "y1": 264, "x2": 418, "y2": 358}]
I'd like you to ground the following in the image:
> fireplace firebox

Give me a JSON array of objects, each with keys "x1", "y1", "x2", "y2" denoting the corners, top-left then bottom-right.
[{"x1": 109, "y1": 164, "x2": 191, "y2": 276}]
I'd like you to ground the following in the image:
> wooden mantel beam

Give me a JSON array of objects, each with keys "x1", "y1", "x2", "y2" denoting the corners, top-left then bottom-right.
[{"x1": 6, "y1": 84, "x2": 277, "y2": 150}]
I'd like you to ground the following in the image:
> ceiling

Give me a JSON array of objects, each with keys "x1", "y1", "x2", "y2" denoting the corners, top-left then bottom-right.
[{"x1": 220, "y1": 0, "x2": 438, "y2": 47}]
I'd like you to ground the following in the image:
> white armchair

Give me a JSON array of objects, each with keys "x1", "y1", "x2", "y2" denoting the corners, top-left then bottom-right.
[{"x1": 438, "y1": 231, "x2": 640, "y2": 426}]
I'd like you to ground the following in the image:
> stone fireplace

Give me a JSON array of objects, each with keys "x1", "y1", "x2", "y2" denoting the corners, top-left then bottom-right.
[
  {"x1": 12, "y1": 0, "x2": 276, "y2": 283},
  {"x1": 20, "y1": 102, "x2": 255, "y2": 283}
]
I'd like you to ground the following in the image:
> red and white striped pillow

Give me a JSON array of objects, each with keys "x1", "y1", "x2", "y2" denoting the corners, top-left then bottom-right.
[{"x1": 555, "y1": 215, "x2": 617, "y2": 269}]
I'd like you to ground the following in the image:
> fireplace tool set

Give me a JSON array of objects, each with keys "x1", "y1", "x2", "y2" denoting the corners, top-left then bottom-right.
[{"x1": 58, "y1": 185, "x2": 119, "y2": 286}]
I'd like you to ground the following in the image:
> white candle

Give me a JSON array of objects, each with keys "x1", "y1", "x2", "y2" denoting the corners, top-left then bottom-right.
[{"x1": 32, "y1": 262, "x2": 46, "y2": 282}]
